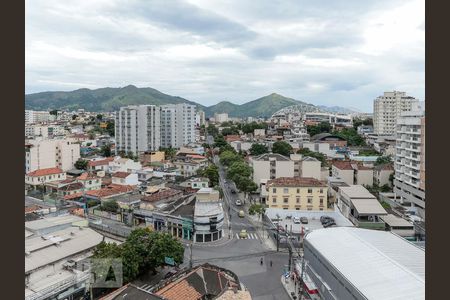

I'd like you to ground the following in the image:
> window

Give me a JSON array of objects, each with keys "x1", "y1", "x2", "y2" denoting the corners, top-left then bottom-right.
[
  {"x1": 283, "y1": 188, "x2": 289, "y2": 194},
  {"x1": 296, "y1": 208, "x2": 300, "y2": 210},
  {"x1": 320, "y1": 189, "x2": 323, "y2": 194},
  {"x1": 320, "y1": 198, "x2": 324, "y2": 205},
  {"x1": 296, "y1": 197, "x2": 300, "y2": 203},
  {"x1": 296, "y1": 188, "x2": 300, "y2": 193},
  {"x1": 283, "y1": 197, "x2": 288, "y2": 203},
  {"x1": 307, "y1": 207, "x2": 312, "y2": 211},
  {"x1": 273, "y1": 188, "x2": 277, "y2": 193},
  {"x1": 272, "y1": 197, "x2": 277, "y2": 203},
  {"x1": 308, "y1": 188, "x2": 312, "y2": 194},
  {"x1": 307, "y1": 197, "x2": 313, "y2": 204}
]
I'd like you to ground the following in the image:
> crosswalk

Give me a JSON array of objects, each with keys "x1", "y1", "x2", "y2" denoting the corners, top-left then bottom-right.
[
  {"x1": 235, "y1": 233, "x2": 259, "y2": 240},
  {"x1": 139, "y1": 283, "x2": 152, "y2": 292}
]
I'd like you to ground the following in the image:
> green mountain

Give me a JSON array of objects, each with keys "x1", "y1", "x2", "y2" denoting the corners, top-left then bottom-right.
[
  {"x1": 25, "y1": 86, "x2": 346, "y2": 118},
  {"x1": 25, "y1": 85, "x2": 204, "y2": 112},
  {"x1": 205, "y1": 93, "x2": 314, "y2": 118}
]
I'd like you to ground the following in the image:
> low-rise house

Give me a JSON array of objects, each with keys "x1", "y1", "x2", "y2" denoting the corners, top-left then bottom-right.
[
  {"x1": 337, "y1": 185, "x2": 387, "y2": 229},
  {"x1": 179, "y1": 177, "x2": 210, "y2": 189},
  {"x1": 173, "y1": 156, "x2": 207, "y2": 177},
  {"x1": 374, "y1": 164, "x2": 394, "y2": 186},
  {"x1": 379, "y1": 214, "x2": 415, "y2": 238},
  {"x1": 266, "y1": 177, "x2": 328, "y2": 211},
  {"x1": 87, "y1": 157, "x2": 114, "y2": 173},
  {"x1": 140, "y1": 188, "x2": 184, "y2": 211},
  {"x1": 109, "y1": 157, "x2": 142, "y2": 173},
  {"x1": 225, "y1": 135, "x2": 241, "y2": 143},
  {"x1": 112, "y1": 172, "x2": 139, "y2": 186},
  {"x1": 76, "y1": 172, "x2": 102, "y2": 191},
  {"x1": 85, "y1": 184, "x2": 135, "y2": 202},
  {"x1": 139, "y1": 151, "x2": 165, "y2": 165},
  {"x1": 332, "y1": 161, "x2": 374, "y2": 186},
  {"x1": 25, "y1": 167, "x2": 66, "y2": 189}
]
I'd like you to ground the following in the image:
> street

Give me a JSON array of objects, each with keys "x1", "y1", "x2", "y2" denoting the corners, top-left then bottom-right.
[{"x1": 184, "y1": 138, "x2": 291, "y2": 300}]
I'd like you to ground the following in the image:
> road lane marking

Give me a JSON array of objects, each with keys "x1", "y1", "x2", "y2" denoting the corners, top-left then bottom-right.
[{"x1": 235, "y1": 233, "x2": 239, "y2": 239}]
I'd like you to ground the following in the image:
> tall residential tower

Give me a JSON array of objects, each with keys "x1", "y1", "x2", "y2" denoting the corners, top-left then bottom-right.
[{"x1": 373, "y1": 91, "x2": 419, "y2": 135}]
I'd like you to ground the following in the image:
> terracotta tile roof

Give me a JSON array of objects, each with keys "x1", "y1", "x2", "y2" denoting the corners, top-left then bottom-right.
[
  {"x1": 63, "y1": 182, "x2": 84, "y2": 191},
  {"x1": 64, "y1": 192, "x2": 84, "y2": 200},
  {"x1": 332, "y1": 161, "x2": 354, "y2": 170},
  {"x1": 267, "y1": 177, "x2": 326, "y2": 187},
  {"x1": 156, "y1": 279, "x2": 202, "y2": 300},
  {"x1": 112, "y1": 171, "x2": 131, "y2": 178},
  {"x1": 86, "y1": 184, "x2": 135, "y2": 198},
  {"x1": 77, "y1": 172, "x2": 98, "y2": 180},
  {"x1": 142, "y1": 188, "x2": 183, "y2": 203},
  {"x1": 88, "y1": 157, "x2": 114, "y2": 167},
  {"x1": 25, "y1": 205, "x2": 40, "y2": 213},
  {"x1": 225, "y1": 135, "x2": 240, "y2": 142},
  {"x1": 356, "y1": 163, "x2": 373, "y2": 170},
  {"x1": 26, "y1": 167, "x2": 64, "y2": 177}
]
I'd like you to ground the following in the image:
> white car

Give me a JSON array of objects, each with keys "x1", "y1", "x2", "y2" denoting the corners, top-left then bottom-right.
[
  {"x1": 235, "y1": 200, "x2": 242, "y2": 206},
  {"x1": 293, "y1": 217, "x2": 301, "y2": 224}
]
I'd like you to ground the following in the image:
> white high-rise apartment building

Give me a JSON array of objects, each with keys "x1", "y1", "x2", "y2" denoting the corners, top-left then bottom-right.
[
  {"x1": 115, "y1": 105, "x2": 161, "y2": 155},
  {"x1": 25, "y1": 110, "x2": 51, "y2": 124},
  {"x1": 373, "y1": 91, "x2": 419, "y2": 135},
  {"x1": 160, "y1": 104, "x2": 195, "y2": 148},
  {"x1": 393, "y1": 103, "x2": 425, "y2": 219},
  {"x1": 115, "y1": 104, "x2": 195, "y2": 154},
  {"x1": 195, "y1": 111, "x2": 206, "y2": 126},
  {"x1": 25, "y1": 138, "x2": 81, "y2": 173},
  {"x1": 214, "y1": 113, "x2": 229, "y2": 123}
]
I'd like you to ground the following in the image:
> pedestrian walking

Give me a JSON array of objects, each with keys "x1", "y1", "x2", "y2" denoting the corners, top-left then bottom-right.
[
  {"x1": 260, "y1": 257, "x2": 263, "y2": 265},
  {"x1": 270, "y1": 260, "x2": 273, "y2": 267}
]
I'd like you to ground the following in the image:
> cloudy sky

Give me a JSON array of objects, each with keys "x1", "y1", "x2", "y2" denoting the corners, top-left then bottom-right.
[{"x1": 26, "y1": 0, "x2": 424, "y2": 112}]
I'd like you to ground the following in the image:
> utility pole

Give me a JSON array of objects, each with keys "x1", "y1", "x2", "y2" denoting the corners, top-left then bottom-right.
[{"x1": 276, "y1": 226, "x2": 280, "y2": 252}]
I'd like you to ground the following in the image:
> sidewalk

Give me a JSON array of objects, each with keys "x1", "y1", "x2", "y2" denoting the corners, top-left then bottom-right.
[
  {"x1": 280, "y1": 274, "x2": 300, "y2": 300},
  {"x1": 247, "y1": 213, "x2": 277, "y2": 251}
]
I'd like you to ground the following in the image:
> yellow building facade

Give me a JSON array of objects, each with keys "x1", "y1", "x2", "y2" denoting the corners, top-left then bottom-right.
[{"x1": 266, "y1": 177, "x2": 328, "y2": 211}]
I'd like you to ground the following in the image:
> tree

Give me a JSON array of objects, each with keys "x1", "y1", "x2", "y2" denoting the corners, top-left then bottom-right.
[
  {"x1": 100, "y1": 144, "x2": 112, "y2": 157},
  {"x1": 272, "y1": 141, "x2": 293, "y2": 157},
  {"x1": 219, "y1": 150, "x2": 240, "y2": 167},
  {"x1": 380, "y1": 184, "x2": 392, "y2": 193},
  {"x1": 106, "y1": 120, "x2": 115, "y2": 136},
  {"x1": 227, "y1": 161, "x2": 252, "y2": 182},
  {"x1": 206, "y1": 125, "x2": 219, "y2": 137},
  {"x1": 72, "y1": 114, "x2": 78, "y2": 120},
  {"x1": 49, "y1": 109, "x2": 58, "y2": 116},
  {"x1": 307, "y1": 122, "x2": 331, "y2": 136},
  {"x1": 198, "y1": 165, "x2": 219, "y2": 187},
  {"x1": 160, "y1": 147, "x2": 177, "y2": 160},
  {"x1": 102, "y1": 200, "x2": 119, "y2": 212},
  {"x1": 96, "y1": 114, "x2": 103, "y2": 121},
  {"x1": 333, "y1": 128, "x2": 365, "y2": 146},
  {"x1": 221, "y1": 127, "x2": 239, "y2": 136},
  {"x1": 389, "y1": 173, "x2": 395, "y2": 186},
  {"x1": 375, "y1": 156, "x2": 392, "y2": 165},
  {"x1": 249, "y1": 143, "x2": 268, "y2": 156},
  {"x1": 236, "y1": 176, "x2": 258, "y2": 199},
  {"x1": 213, "y1": 135, "x2": 227, "y2": 149},
  {"x1": 74, "y1": 159, "x2": 88, "y2": 170}
]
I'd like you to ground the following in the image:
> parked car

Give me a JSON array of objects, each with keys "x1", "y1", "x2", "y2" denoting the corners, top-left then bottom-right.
[
  {"x1": 320, "y1": 216, "x2": 334, "y2": 224},
  {"x1": 323, "y1": 220, "x2": 336, "y2": 228},
  {"x1": 235, "y1": 199, "x2": 242, "y2": 206},
  {"x1": 239, "y1": 229, "x2": 248, "y2": 239},
  {"x1": 293, "y1": 217, "x2": 301, "y2": 224},
  {"x1": 238, "y1": 210, "x2": 245, "y2": 218},
  {"x1": 300, "y1": 217, "x2": 308, "y2": 224}
]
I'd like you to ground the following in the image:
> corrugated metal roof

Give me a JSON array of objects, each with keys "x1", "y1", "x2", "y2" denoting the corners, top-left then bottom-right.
[
  {"x1": 380, "y1": 214, "x2": 414, "y2": 227},
  {"x1": 340, "y1": 185, "x2": 376, "y2": 199},
  {"x1": 25, "y1": 227, "x2": 103, "y2": 273},
  {"x1": 305, "y1": 227, "x2": 425, "y2": 300},
  {"x1": 350, "y1": 198, "x2": 387, "y2": 215}
]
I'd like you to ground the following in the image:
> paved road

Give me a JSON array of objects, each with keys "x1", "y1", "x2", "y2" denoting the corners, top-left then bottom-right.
[{"x1": 186, "y1": 141, "x2": 290, "y2": 300}]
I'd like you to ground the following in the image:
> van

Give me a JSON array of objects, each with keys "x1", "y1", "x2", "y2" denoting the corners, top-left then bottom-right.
[{"x1": 238, "y1": 210, "x2": 245, "y2": 218}]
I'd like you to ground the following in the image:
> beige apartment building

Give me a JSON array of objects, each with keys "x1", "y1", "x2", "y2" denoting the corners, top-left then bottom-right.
[
  {"x1": 25, "y1": 138, "x2": 81, "y2": 173},
  {"x1": 266, "y1": 177, "x2": 328, "y2": 211}
]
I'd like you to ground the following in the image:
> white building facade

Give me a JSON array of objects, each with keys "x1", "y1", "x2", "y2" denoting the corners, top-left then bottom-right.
[
  {"x1": 25, "y1": 110, "x2": 52, "y2": 124},
  {"x1": 160, "y1": 104, "x2": 196, "y2": 149},
  {"x1": 373, "y1": 91, "x2": 419, "y2": 135},
  {"x1": 115, "y1": 105, "x2": 161, "y2": 155},
  {"x1": 393, "y1": 104, "x2": 426, "y2": 219}
]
